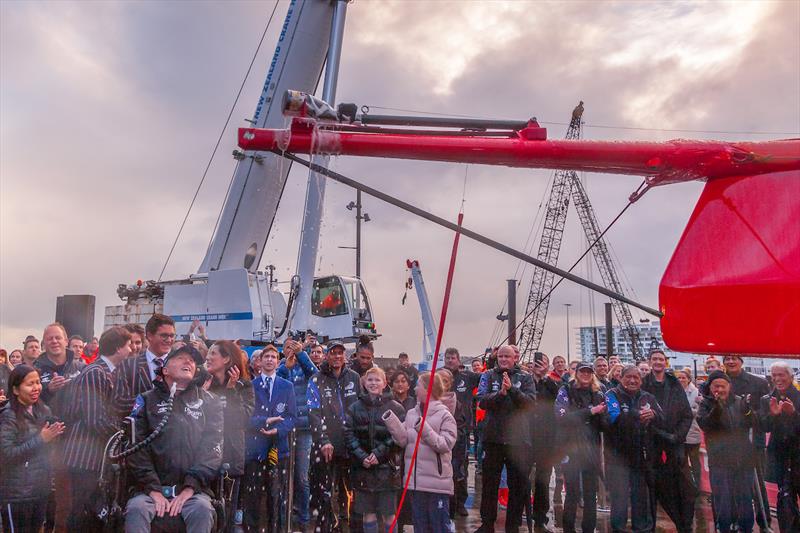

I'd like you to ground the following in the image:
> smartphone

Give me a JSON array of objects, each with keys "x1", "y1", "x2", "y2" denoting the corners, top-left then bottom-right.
[{"x1": 534, "y1": 352, "x2": 544, "y2": 364}]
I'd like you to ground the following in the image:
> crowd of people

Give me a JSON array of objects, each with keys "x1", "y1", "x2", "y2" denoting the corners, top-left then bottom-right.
[{"x1": 0, "y1": 313, "x2": 798, "y2": 533}]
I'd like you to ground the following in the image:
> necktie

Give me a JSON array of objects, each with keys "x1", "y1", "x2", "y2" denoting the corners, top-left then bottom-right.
[
  {"x1": 153, "y1": 357, "x2": 163, "y2": 377},
  {"x1": 265, "y1": 376, "x2": 272, "y2": 403}
]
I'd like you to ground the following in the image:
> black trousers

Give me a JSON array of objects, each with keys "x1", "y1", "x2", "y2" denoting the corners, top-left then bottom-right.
[
  {"x1": 606, "y1": 461, "x2": 653, "y2": 533},
  {"x1": 2, "y1": 498, "x2": 47, "y2": 533},
  {"x1": 685, "y1": 443, "x2": 702, "y2": 488},
  {"x1": 562, "y1": 458, "x2": 600, "y2": 533},
  {"x1": 651, "y1": 451, "x2": 696, "y2": 533},
  {"x1": 532, "y1": 459, "x2": 554, "y2": 526},
  {"x1": 450, "y1": 431, "x2": 469, "y2": 516},
  {"x1": 776, "y1": 471, "x2": 800, "y2": 533},
  {"x1": 309, "y1": 450, "x2": 352, "y2": 533},
  {"x1": 242, "y1": 457, "x2": 288, "y2": 533},
  {"x1": 753, "y1": 449, "x2": 772, "y2": 529},
  {"x1": 67, "y1": 468, "x2": 103, "y2": 531},
  {"x1": 479, "y1": 442, "x2": 532, "y2": 532}
]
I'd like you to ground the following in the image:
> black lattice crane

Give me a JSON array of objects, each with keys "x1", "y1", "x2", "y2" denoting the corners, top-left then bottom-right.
[{"x1": 517, "y1": 102, "x2": 643, "y2": 360}]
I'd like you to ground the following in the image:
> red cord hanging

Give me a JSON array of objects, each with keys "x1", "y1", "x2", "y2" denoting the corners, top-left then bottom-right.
[{"x1": 390, "y1": 212, "x2": 464, "y2": 533}]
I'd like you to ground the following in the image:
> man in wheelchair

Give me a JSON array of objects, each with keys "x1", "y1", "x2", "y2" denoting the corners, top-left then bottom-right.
[{"x1": 124, "y1": 345, "x2": 223, "y2": 533}]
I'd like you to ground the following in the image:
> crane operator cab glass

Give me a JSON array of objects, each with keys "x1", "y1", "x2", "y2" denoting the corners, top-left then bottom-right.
[{"x1": 311, "y1": 275, "x2": 377, "y2": 341}]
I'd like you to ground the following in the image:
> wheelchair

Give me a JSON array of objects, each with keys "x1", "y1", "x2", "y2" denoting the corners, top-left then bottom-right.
[{"x1": 93, "y1": 397, "x2": 231, "y2": 533}]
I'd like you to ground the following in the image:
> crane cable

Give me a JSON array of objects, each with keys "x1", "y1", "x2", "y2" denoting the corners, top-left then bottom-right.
[
  {"x1": 158, "y1": 0, "x2": 281, "y2": 281},
  {"x1": 497, "y1": 180, "x2": 650, "y2": 352}
]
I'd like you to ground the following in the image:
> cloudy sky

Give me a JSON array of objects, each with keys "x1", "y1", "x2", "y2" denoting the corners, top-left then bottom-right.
[{"x1": 2, "y1": 0, "x2": 798, "y2": 361}]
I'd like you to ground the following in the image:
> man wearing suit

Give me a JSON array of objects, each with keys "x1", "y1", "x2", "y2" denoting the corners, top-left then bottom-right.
[
  {"x1": 113, "y1": 314, "x2": 176, "y2": 419},
  {"x1": 64, "y1": 326, "x2": 133, "y2": 529},
  {"x1": 242, "y1": 344, "x2": 297, "y2": 533}
]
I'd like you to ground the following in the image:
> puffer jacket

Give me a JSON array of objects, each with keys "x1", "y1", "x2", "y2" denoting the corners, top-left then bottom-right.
[
  {"x1": 385, "y1": 400, "x2": 457, "y2": 495},
  {"x1": 344, "y1": 393, "x2": 405, "y2": 492},
  {"x1": 207, "y1": 377, "x2": 254, "y2": 476},
  {"x1": 277, "y1": 350, "x2": 317, "y2": 430},
  {"x1": 127, "y1": 379, "x2": 224, "y2": 496},
  {"x1": 697, "y1": 394, "x2": 756, "y2": 470},
  {"x1": 477, "y1": 366, "x2": 536, "y2": 447},
  {"x1": 307, "y1": 362, "x2": 360, "y2": 457},
  {"x1": 0, "y1": 401, "x2": 55, "y2": 502},
  {"x1": 683, "y1": 383, "x2": 702, "y2": 445},
  {"x1": 555, "y1": 382, "x2": 609, "y2": 465}
]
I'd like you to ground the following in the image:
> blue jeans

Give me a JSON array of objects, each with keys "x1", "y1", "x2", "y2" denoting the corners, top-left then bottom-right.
[
  {"x1": 293, "y1": 430, "x2": 312, "y2": 524},
  {"x1": 411, "y1": 491, "x2": 451, "y2": 533},
  {"x1": 710, "y1": 466, "x2": 754, "y2": 533}
]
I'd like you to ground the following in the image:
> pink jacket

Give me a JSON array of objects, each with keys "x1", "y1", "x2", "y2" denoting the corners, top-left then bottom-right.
[{"x1": 384, "y1": 399, "x2": 457, "y2": 495}]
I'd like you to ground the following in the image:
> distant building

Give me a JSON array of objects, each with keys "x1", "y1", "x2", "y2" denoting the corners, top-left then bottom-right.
[{"x1": 576, "y1": 320, "x2": 797, "y2": 377}]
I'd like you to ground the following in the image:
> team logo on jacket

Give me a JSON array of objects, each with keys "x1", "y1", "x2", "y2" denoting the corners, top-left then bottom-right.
[
  {"x1": 456, "y1": 380, "x2": 467, "y2": 393},
  {"x1": 276, "y1": 402, "x2": 286, "y2": 414},
  {"x1": 184, "y1": 398, "x2": 204, "y2": 420},
  {"x1": 156, "y1": 400, "x2": 170, "y2": 414}
]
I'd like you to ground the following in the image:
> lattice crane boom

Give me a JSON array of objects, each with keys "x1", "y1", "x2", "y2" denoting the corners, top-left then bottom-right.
[
  {"x1": 517, "y1": 112, "x2": 582, "y2": 355},
  {"x1": 569, "y1": 176, "x2": 643, "y2": 358}
]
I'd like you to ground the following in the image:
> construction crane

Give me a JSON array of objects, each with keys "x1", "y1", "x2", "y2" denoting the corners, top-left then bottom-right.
[
  {"x1": 517, "y1": 102, "x2": 643, "y2": 360},
  {"x1": 403, "y1": 259, "x2": 437, "y2": 363}
]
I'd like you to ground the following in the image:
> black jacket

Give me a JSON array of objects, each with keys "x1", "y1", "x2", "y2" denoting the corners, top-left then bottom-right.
[
  {"x1": 344, "y1": 393, "x2": 405, "y2": 492},
  {"x1": 555, "y1": 382, "x2": 608, "y2": 465},
  {"x1": 127, "y1": 379, "x2": 224, "y2": 496},
  {"x1": 728, "y1": 370, "x2": 770, "y2": 448},
  {"x1": 758, "y1": 386, "x2": 800, "y2": 485},
  {"x1": 0, "y1": 401, "x2": 55, "y2": 502},
  {"x1": 530, "y1": 375, "x2": 560, "y2": 458},
  {"x1": 697, "y1": 394, "x2": 756, "y2": 470},
  {"x1": 477, "y1": 366, "x2": 536, "y2": 447},
  {"x1": 307, "y1": 362, "x2": 361, "y2": 457},
  {"x1": 450, "y1": 368, "x2": 482, "y2": 430},
  {"x1": 641, "y1": 372, "x2": 693, "y2": 456},
  {"x1": 606, "y1": 386, "x2": 664, "y2": 469},
  {"x1": 34, "y1": 349, "x2": 85, "y2": 419},
  {"x1": 207, "y1": 377, "x2": 255, "y2": 477}
]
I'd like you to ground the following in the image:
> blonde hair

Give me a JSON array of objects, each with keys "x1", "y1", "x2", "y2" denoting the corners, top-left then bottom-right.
[
  {"x1": 42, "y1": 322, "x2": 68, "y2": 340},
  {"x1": 436, "y1": 368, "x2": 453, "y2": 392},
  {"x1": 418, "y1": 371, "x2": 444, "y2": 400},
  {"x1": 362, "y1": 366, "x2": 387, "y2": 385}
]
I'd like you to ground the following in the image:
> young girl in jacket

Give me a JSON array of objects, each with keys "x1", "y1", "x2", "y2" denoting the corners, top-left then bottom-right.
[
  {"x1": 345, "y1": 367, "x2": 405, "y2": 533},
  {"x1": 384, "y1": 371, "x2": 458, "y2": 533},
  {"x1": 0, "y1": 365, "x2": 65, "y2": 533}
]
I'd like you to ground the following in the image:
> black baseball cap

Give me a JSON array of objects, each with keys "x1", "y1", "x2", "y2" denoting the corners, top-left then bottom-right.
[
  {"x1": 327, "y1": 341, "x2": 346, "y2": 352},
  {"x1": 576, "y1": 362, "x2": 595, "y2": 373},
  {"x1": 164, "y1": 345, "x2": 204, "y2": 367}
]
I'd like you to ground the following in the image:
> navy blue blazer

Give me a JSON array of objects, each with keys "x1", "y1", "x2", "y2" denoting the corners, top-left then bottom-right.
[{"x1": 246, "y1": 374, "x2": 297, "y2": 461}]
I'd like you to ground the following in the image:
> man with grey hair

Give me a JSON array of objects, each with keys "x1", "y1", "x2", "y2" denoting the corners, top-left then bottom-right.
[
  {"x1": 606, "y1": 365, "x2": 663, "y2": 533},
  {"x1": 759, "y1": 361, "x2": 800, "y2": 532}
]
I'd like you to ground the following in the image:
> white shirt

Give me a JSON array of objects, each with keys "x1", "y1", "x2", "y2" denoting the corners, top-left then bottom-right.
[
  {"x1": 145, "y1": 349, "x2": 168, "y2": 381},
  {"x1": 100, "y1": 355, "x2": 116, "y2": 373},
  {"x1": 260, "y1": 370, "x2": 277, "y2": 398}
]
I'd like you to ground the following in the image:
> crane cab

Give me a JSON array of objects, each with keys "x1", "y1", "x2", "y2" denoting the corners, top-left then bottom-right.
[{"x1": 311, "y1": 275, "x2": 377, "y2": 342}]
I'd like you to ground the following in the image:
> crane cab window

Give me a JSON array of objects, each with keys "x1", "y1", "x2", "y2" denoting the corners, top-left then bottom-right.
[{"x1": 312, "y1": 277, "x2": 348, "y2": 317}]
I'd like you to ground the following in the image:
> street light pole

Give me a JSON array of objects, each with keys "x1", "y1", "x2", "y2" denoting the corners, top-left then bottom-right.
[
  {"x1": 565, "y1": 303, "x2": 572, "y2": 362},
  {"x1": 345, "y1": 191, "x2": 370, "y2": 279}
]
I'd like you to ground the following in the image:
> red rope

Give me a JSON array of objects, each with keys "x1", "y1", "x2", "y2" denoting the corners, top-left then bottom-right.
[{"x1": 390, "y1": 212, "x2": 464, "y2": 533}]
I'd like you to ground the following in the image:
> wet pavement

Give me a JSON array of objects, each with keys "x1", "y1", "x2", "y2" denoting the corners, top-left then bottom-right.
[{"x1": 449, "y1": 463, "x2": 722, "y2": 532}]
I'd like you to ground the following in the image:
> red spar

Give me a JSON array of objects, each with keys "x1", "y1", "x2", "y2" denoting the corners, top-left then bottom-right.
[
  {"x1": 240, "y1": 118, "x2": 800, "y2": 356},
  {"x1": 238, "y1": 118, "x2": 800, "y2": 186}
]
